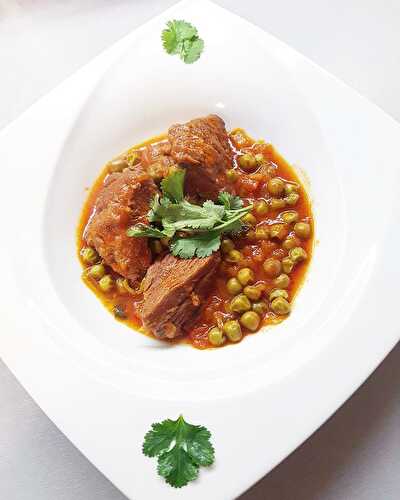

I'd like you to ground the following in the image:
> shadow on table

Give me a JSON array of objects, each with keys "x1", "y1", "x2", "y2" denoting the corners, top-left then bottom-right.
[{"x1": 239, "y1": 342, "x2": 400, "y2": 500}]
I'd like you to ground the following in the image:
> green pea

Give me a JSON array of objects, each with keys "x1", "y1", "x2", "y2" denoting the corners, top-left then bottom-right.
[
  {"x1": 80, "y1": 247, "x2": 99, "y2": 265},
  {"x1": 255, "y1": 227, "x2": 269, "y2": 240},
  {"x1": 240, "y1": 311, "x2": 260, "y2": 331},
  {"x1": 282, "y1": 236, "x2": 301, "y2": 250},
  {"x1": 230, "y1": 294, "x2": 251, "y2": 313},
  {"x1": 294, "y1": 222, "x2": 311, "y2": 239},
  {"x1": 270, "y1": 297, "x2": 291, "y2": 315},
  {"x1": 244, "y1": 285, "x2": 262, "y2": 301},
  {"x1": 98, "y1": 274, "x2": 114, "y2": 293},
  {"x1": 263, "y1": 258, "x2": 282, "y2": 278},
  {"x1": 242, "y1": 213, "x2": 257, "y2": 226},
  {"x1": 87, "y1": 263, "x2": 105, "y2": 280},
  {"x1": 252, "y1": 301, "x2": 268, "y2": 315},
  {"x1": 270, "y1": 198, "x2": 286, "y2": 210},
  {"x1": 247, "y1": 230, "x2": 257, "y2": 241},
  {"x1": 208, "y1": 327, "x2": 225, "y2": 346},
  {"x1": 116, "y1": 278, "x2": 127, "y2": 294},
  {"x1": 239, "y1": 153, "x2": 257, "y2": 171},
  {"x1": 254, "y1": 199, "x2": 269, "y2": 216},
  {"x1": 285, "y1": 192, "x2": 300, "y2": 206},
  {"x1": 237, "y1": 267, "x2": 255, "y2": 286},
  {"x1": 281, "y1": 210, "x2": 299, "y2": 224},
  {"x1": 284, "y1": 183, "x2": 299, "y2": 195},
  {"x1": 226, "y1": 249, "x2": 242, "y2": 263},
  {"x1": 282, "y1": 257, "x2": 295, "y2": 274},
  {"x1": 255, "y1": 153, "x2": 265, "y2": 165},
  {"x1": 226, "y1": 169, "x2": 238, "y2": 182},
  {"x1": 273, "y1": 273, "x2": 290, "y2": 289},
  {"x1": 223, "y1": 320, "x2": 243, "y2": 342},
  {"x1": 269, "y1": 289, "x2": 289, "y2": 301},
  {"x1": 289, "y1": 247, "x2": 308, "y2": 263},
  {"x1": 226, "y1": 277, "x2": 242, "y2": 295},
  {"x1": 269, "y1": 223, "x2": 288, "y2": 240},
  {"x1": 221, "y1": 238, "x2": 235, "y2": 253},
  {"x1": 267, "y1": 177, "x2": 285, "y2": 196},
  {"x1": 247, "y1": 229, "x2": 257, "y2": 241}
]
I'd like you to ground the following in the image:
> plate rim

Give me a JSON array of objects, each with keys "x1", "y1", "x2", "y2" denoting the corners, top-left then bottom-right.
[{"x1": 1, "y1": 1, "x2": 400, "y2": 499}]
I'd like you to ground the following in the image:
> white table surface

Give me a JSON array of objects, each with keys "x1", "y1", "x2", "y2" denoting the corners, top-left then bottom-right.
[{"x1": 1, "y1": 1, "x2": 399, "y2": 499}]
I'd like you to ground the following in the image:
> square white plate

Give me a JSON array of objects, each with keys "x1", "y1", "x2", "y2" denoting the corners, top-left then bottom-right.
[{"x1": 1, "y1": 1, "x2": 399, "y2": 498}]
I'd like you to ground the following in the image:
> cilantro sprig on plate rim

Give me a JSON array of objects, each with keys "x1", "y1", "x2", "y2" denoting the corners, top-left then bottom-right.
[
  {"x1": 161, "y1": 20, "x2": 204, "y2": 64},
  {"x1": 127, "y1": 170, "x2": 252, "y2": 258},
  {"x1": 143, "y1": 414, "x2": 214, "y2": 488}
]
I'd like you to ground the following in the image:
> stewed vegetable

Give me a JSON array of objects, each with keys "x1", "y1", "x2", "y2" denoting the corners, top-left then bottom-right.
[
  {"x1": 223, "y1": 320, "x2": 242, "y2": 342},
  {"x1": 267, "y1": 177, "x2": 285, "y2": 196},
  {"x1": 294, "y1": 222, "x2": 311, "y2": 239},
  {"x1": 239, "y1": 153, "x2": 257, "y2": 171},
  {"x1": 80, "y1": 247, "x2": 98, "y2": 265},
  {"x1": 230, "y1": 294, "x2": 251, "y2": 313},
  {"x1": 226, "y1": 277, "x2": 242, "y2": 295},
  {"x1": 87, "y1": 263, "x2": 105, "y2": 280},
  {"x1": 208, "y1": 327, "x2": 225, "y2": 346},
  {"x1": 99, "y1": 275, "x2": 114, "y2": 293},
  {"x1": 78, "y1": 121, "x2": 313, "y2": 350},
  {"x1": 263, "y1": 258, "x2": 282, "y2": 278},
  {"x1": 237, "y1": 268, "x2": 255, "y2": 286},
  {"x1": 240, "y1": 311, "x2": 260, "y2": 331}
]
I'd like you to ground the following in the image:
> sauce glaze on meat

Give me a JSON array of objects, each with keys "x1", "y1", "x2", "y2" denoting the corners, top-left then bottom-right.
[{"x1": 78, "y1": 115, "x2": 313, "y2": 349}]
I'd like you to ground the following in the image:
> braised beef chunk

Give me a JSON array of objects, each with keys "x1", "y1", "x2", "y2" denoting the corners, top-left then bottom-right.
[
  {"x1": 140, "y1": 141, "x2": 176, "y2": 181},
  {"x1": 140, "y1": 253, "x2": 221, "y2": 339},
  {"x1": 168, "y1": 114, "x2": 233, "y2": 199},
  {"x1": 86, "y1": 167, "x2": 158, "y2": 283}
]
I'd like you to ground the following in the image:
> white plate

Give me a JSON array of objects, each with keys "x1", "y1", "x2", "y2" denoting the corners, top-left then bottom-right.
[{"x1": 1, "y1": 1, "x2": 399, "y2": 498}]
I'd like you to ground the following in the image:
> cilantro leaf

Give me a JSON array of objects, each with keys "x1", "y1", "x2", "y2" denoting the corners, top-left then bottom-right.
[
  {"x1": 160, "y1": 169, "x2": 185, "y2": 202},
  {"x1": 143, "y1": 415, "x2": 215, "y2": 488},
  {"x1": 161, "y1": 22, "x2": 180, "y2": 55},
  {"x1": 161, "y1": 19, "x2": 204, "y2": 64},
  {"x1": 218, "y1": 191, "x2": 243, "y2": 210},
  {"x1": 126, "y1": 224, "x2": 169, "y2": 239},
  {"x1": 155, "y1": 199, "x2": 224, "y2": 231},
  {"x1": 185, "y1": 425, "x2": 214, "y2": 466},
  {"x1": 127, "y1": 172, "x2": 252, "y2": 258},
  {"x1": 165, "y1": 19, "x2": 198, "y2": 43},
  {"x1": 158, "y1": 448, "x2": 198, "y2": 488},
  {"x1": 142, "y1": 419, "x2": 177, "y2": 457},
  {"x1": 182, "y1": 37, "x2": 204, "y2": 64},
  {"x1": 171, "y1": 232, "x2": 221, "y2": 258}
]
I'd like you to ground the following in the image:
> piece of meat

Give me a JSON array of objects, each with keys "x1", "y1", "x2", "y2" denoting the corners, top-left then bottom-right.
[
  {"x1": 85, "y1": 167, "x2": 158, "y2": 283},
  {"x1": 140, "y1": 140, "x2": 176, "y2": 181},
  {"x1": 140, "y1": 252, "x2": 221, "y2": 339},
  {"x1": 168, "y1": 114, "x2": 233, "y2": 199}
]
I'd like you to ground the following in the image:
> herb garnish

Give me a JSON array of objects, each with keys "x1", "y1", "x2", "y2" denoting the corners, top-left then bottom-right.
[
  {"x1": 127, "y1": 170, "x2": 252, "y2": 258},
  {"x1": 161, "y1": 20, "x2": 204, "y2": 64},
  {"x1": 143, "y1": 415, "x2": 214, "y2": 488}
]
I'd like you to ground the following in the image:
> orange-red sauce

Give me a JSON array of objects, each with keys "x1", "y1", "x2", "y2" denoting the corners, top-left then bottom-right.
[{"x1": 77, "y1": 128, "x2": 313, "y2": 349}]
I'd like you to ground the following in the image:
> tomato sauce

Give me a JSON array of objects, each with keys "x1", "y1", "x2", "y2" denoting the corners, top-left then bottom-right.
[{"x1": 77, "y1": 128, "x2": 313, "y2": 349}]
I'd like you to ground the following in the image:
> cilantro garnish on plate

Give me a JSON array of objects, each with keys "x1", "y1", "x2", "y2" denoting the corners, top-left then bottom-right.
[
  {"x1": 127, "y1": 170, "x2": 252, "y2": 258},
  {"x1": 161, "y1": 20, "x2": 204, "y2": 64},
  {"x1": 143, "y1": 414, "x2": 214, "y2": 488}
]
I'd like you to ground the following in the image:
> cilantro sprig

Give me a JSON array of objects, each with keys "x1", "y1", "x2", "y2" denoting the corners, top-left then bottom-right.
[
  {"x1": 143, "y1": 415, "x2": 214, "y2": 488},
  {"x1": 161, "y1": 20, "x2": 204, "y2": 64},
  {"x1": 127, "y1": 170, "x2": 252, "y2": 258}
]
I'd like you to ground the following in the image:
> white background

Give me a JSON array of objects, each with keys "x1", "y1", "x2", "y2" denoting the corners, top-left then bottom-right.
[{"x1": 0, "y1": 1, "x2": 399, "y2": 499}]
